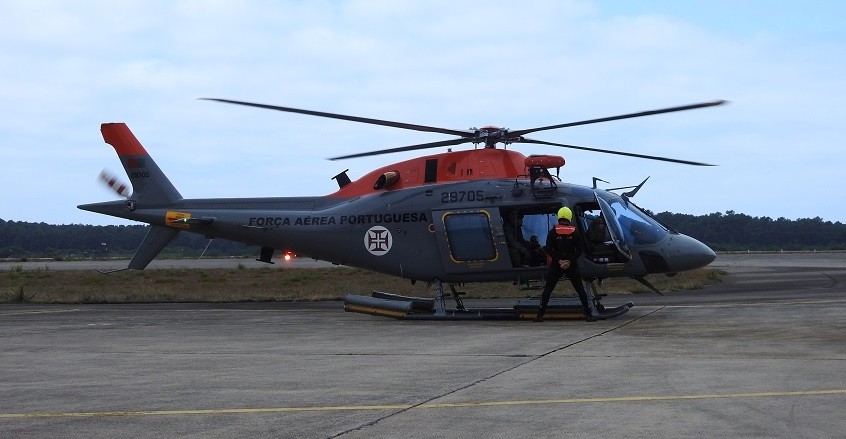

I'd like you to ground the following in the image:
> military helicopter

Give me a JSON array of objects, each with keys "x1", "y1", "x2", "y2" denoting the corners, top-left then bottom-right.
[{"x1": 79, "y1": 98, "x2": 725, "y2": 321}]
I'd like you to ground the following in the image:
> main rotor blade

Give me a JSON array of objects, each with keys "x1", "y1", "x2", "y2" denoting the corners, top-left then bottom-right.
[
  {"x1": 200, "y1": 98, "x2": 473, "y2": 138},
  {"x1": 330, "y1": 137, "x2": 474, "y2": 161},
  {"x1": 510, "y1": 100, "x2": 727, "y2": 137},
  {"x1": 517, "y1": 138, "x2": 715, "y2": 166}
]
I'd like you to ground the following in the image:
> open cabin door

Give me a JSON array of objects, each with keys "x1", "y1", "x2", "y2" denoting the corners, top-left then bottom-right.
[{"x1": 595, "y1": 192, "x2": 633, "y2": 262}]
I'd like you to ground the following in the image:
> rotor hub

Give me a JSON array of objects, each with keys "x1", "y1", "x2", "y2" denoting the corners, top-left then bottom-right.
[{"x1": 473, "y1": 125, "x2": 510, "y2": 148}]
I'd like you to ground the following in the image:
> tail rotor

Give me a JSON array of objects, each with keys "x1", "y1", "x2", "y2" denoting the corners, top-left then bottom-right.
[{"x1": 98, "y1": 169, "x2": 131, "y2": 198}]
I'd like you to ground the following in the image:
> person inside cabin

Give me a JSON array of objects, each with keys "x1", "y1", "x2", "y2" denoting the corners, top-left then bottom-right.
[
  {"x1": 527, "y1": 235, "x2": 546, "y2": 266},
  {"x1": 535, "y1": 206, "x2": 594, "y2": 322},
  {"x1": 504, "y1": 210, "x2": 532, "y2": 268},
  {"x1": 587, "y1": 214, "x2": 612, "y2": 252}
]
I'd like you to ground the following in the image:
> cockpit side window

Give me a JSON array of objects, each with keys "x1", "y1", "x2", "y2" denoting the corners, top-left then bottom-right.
[{"x1": 597, "y1": 194, "x2": 669, "y2": 245}]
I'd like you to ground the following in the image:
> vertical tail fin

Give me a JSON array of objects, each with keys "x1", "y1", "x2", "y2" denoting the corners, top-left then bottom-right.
[
  {"x1": 101, "y1": 123, "x2": 182, "y2": 204},
  {"x1": 128, "y1": 225, "x2": 181, "y2": 270}
]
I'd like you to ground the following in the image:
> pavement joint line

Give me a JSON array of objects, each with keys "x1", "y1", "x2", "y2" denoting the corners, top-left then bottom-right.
[
  {"x1": 2, "y1": 389, "x2": 843, "y2": 419},
  {"x1": 325, "y1": 313, "x2": 658, "y2": 437}
]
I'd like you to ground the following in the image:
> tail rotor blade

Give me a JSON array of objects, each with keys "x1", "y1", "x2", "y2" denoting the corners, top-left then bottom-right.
[{"x1": 98, "y1": 169, "x2": 131, "y2": 198}]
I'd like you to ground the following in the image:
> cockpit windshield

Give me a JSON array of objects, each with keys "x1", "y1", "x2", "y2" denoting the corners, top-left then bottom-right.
[{"x1": 596, "y1": 192, "x2": 669, "y2": 245}]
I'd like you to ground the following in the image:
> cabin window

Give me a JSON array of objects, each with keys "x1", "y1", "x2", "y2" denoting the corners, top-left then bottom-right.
[{"x1": 444, "y1": 212, "x2": 496, "y2": 261}]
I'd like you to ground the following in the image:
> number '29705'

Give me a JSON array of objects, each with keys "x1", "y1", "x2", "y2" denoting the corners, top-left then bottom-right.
[{"x1": 440, "y1": 190, "x2": 484, "y2": 203}]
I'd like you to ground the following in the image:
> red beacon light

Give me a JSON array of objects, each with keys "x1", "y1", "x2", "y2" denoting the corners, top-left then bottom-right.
[{"x1": 282, "y1": 250, "x2": 295, "y2": 262}]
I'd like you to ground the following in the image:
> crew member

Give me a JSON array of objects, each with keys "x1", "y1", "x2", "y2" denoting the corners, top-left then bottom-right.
[
  {"x1": 504, "y1": 211, "x2": 532, "y2": 267},
  {"x1": 527, "y1": 235, "x2": 546, "y2": 266},
  {"x1": 587, "y1": 214, "x2": 612, "y2": 253},
  {"x1": 535, "y1": 206, "x2": 594, "y2": 322}
]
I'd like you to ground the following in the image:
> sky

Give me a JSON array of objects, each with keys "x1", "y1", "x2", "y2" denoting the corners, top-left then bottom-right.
[{"x1": 1, "y1": 0, "x2": 845, "y2": 225}]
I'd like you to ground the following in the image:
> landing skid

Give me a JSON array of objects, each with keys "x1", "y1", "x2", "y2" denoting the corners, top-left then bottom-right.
[{"x1": 344, "y1": 281, "x2": 633, "y2": 321}]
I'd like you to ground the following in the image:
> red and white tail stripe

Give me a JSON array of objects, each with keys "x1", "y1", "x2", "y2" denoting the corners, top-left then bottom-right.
[{"x1": 99, "y1": 169, "x2": 131, "y2": 198}]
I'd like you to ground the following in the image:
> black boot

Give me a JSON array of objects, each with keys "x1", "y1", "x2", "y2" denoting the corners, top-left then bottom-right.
[
  {"x1": 577, "y1": 292, "x2": 594, "y2": 322},
  {"x1": 534, "y1": 306, "x2": 546, "y2": 322}
]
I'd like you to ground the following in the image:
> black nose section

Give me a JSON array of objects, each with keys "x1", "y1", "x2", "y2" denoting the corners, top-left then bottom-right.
[{"x1": 666, "y1": 234, "x2": 716, "y2": 272}]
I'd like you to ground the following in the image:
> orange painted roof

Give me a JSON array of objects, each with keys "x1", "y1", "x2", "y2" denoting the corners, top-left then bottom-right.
[{"x1": 329, "y1": 148, "x2": 534, "y2": 198}]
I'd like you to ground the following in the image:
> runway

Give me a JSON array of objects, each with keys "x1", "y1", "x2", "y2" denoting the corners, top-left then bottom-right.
[{"x1": 1, "y1": 253, "x2": 844, "y2": 438}]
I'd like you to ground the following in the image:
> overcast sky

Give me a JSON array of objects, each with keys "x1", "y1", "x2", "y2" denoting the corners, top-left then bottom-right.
[{"x1": 2, "y1": 0, "x2": 844, "y2": 225}]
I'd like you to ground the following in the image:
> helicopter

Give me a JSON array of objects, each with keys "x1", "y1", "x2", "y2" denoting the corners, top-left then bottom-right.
[{"x1": 79, "y1": 98, "x2": 725, "y2": 321}]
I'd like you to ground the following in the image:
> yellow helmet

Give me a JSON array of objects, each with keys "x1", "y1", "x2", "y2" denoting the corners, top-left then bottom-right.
[{"x1": 557, "y1": 206, "x2": 573, "y2": 221}]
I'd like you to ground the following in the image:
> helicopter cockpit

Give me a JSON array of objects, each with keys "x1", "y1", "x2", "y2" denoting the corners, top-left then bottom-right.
[
  {"x1": 493, "y1": 190, "x2": 678, "y2": 272},
  {"x1": 573, "y1": 191, "x2": 671, "y2": 266},
  {"x1": 594, "y1": 191, "x2": 669, "y2": 246}
]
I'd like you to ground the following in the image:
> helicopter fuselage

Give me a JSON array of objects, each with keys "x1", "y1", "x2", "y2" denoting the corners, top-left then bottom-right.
[{"x1": 80, "y1": 127, "x2": 715, "y2": 285}]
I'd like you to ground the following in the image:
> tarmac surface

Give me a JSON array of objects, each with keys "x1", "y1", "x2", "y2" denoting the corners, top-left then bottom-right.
[{"x1": 1, "y1": 253, "x2": 844, "y2": 438}]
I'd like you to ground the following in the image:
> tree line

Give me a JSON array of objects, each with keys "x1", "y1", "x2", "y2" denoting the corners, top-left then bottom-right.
[
  {"x1": 652, "y1": 211, "x2": 846, "y2": 251},
  {"x1": 2, "y1": 211, "x2": 846, "y2": 259},
  {"x1": 0, "y1": 219, "x2": 254, "y2": 259}
]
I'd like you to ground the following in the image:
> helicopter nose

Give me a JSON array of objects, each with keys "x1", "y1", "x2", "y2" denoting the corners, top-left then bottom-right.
[{"x1": 666, "y1": 234, "x2": 717, "y2": 272}]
